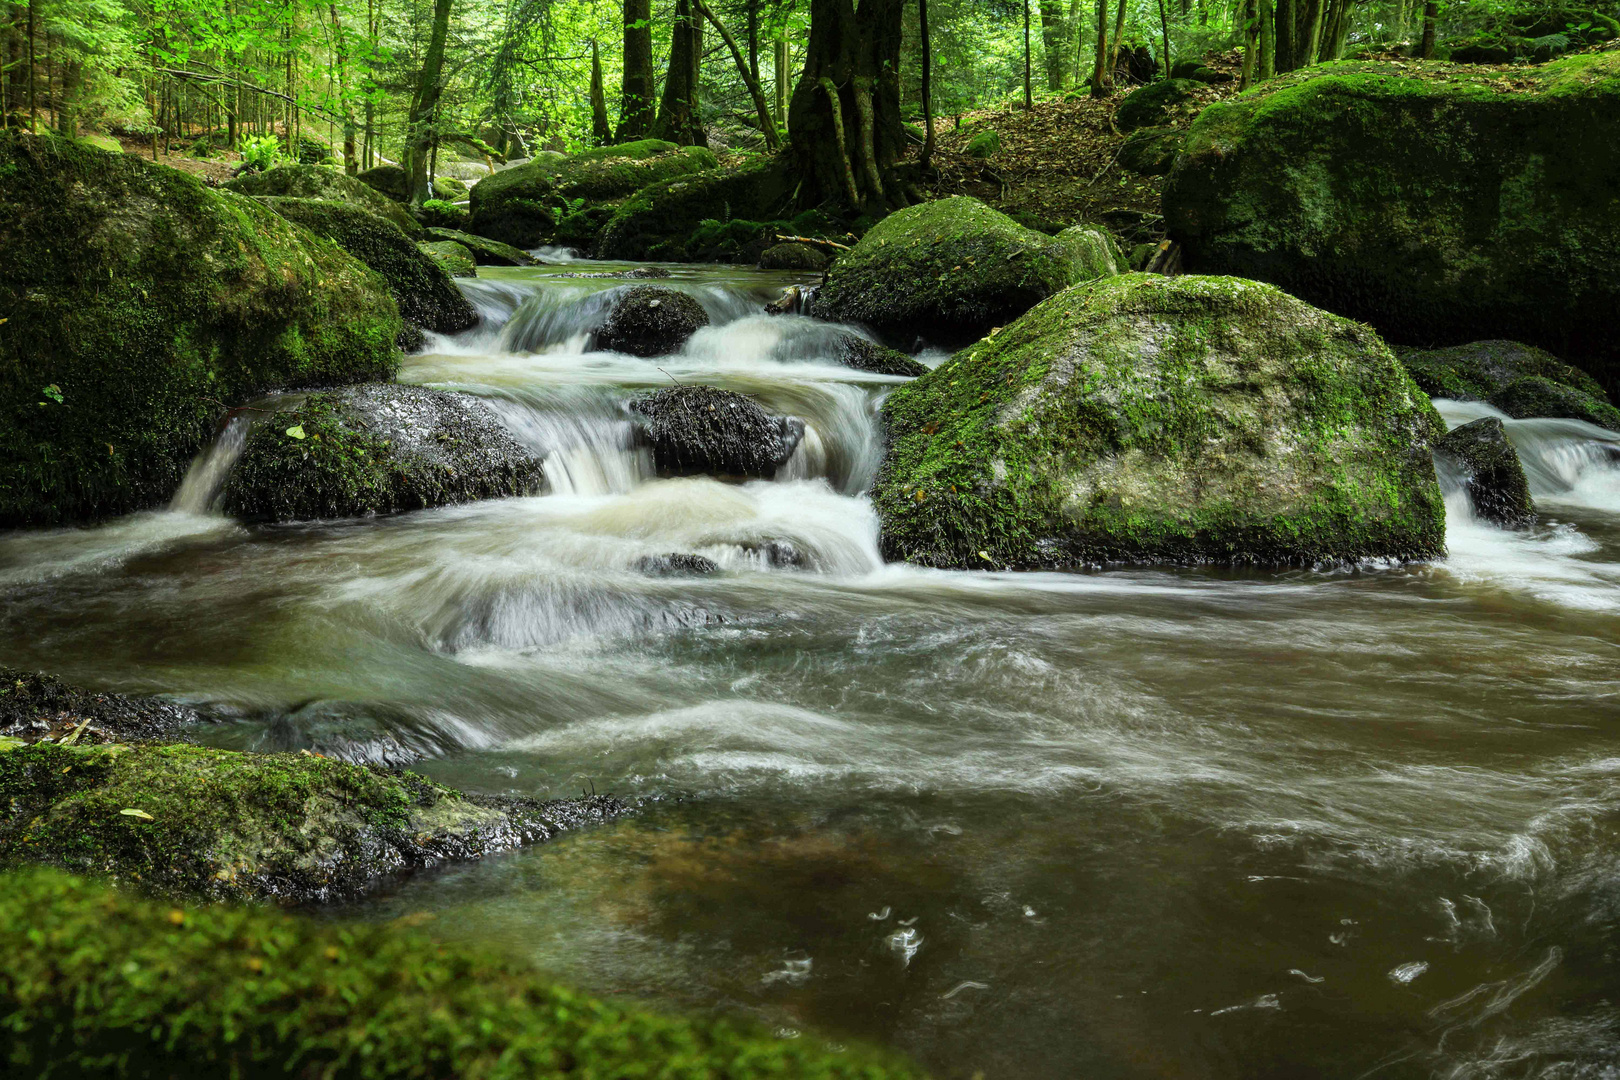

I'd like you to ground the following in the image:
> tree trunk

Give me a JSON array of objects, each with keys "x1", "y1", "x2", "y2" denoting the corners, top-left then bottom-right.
[
  {"x1": 590, "y1": 40, "x2": 613, "y2": 144},
  {"x1": 1258, "y1": 0, "x2": 1275, "y2": 77},
  {"x1": 652, "y1": 0, "x2": 706, "y2": 146},
  {"x1": 1023, "y1": 0, "x2": 1033, "y2": 107},
  {"x1": 619, "y1": 0, "x2": 656, "y2": 140},
  {"x1": 405, "y1": 0, "x2": 454, "y2": 205},
  {"x1": 694, "y1": 0, "x2": 779, "y2": 148},
  {"x1": 1108, "y1": 0, "x2": 1127, "y2": 76},
  {"x1": 1089, "y1": 0, "x2": 1111, "y2": 96},
  {"x1": 1240, "y1": 0, "x2": 1258, "y2": 87},
  {"x1": 26, "y1": 0, "x2": 36, "y2": 130},
  {"x1": 920, "y1": 0, "x2": 935, "y2": 168},
  {"x1": 1038, "y1": 0, "x2": 1072, "y2": 91},
  {"x1": 1156, "y1": 0, "x2": 1172, "y2": 77},
  {"x1": 1300, "y1": 0, "x2": 1325, "y2": 66},
  {"x1": 746, "y1": 0, "x2": 760, "y2": 85},
  {"x1": 1420, "y1": 0, "x2": 1437, "y2": 57},
  {"x1": 1274, "y1": 0, "x2": 1296, "y2": 72},
  {"x1": 331, "y1": 4, "x2": 358, "y2": 174},
  {"x1": 774, "y1": 35, "x2": 789, "y2": 128},
  {"x1": 787, "y1": 0, "x2": 906, "y2": 211}
]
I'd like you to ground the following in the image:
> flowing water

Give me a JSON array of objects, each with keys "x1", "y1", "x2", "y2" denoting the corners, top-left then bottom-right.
[{"x1": 3, "y1": 262, "x2": 1619, "y2": 1078}]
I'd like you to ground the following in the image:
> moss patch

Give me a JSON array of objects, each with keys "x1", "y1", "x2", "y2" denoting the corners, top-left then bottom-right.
[
  {"x1": 422, "y1": 227, "x2": 539, "y2": 267},
  {"x1": 419, "y1": 239, "x2": 477, "y2": 277},
  {"x1": 223, "y1": 163, "x2": 422, "y2": 237},
  {"x1": 1398, "y1": 339, "x2": 1609, "y2": 402},
  {"x1": 0, "y1": 133, "x2": 401, "y2": 527},
  {"x1": 872, "y1": 273, "x2": 1447, "y2": 568},
  {"x1": 593, "y1": 153, "x2": 797, "y2": 261}
]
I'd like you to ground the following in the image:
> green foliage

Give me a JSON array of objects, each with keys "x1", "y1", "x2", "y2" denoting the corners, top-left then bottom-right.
[{"x1": 236, "y1": 133, "x2": 286, "y2": 172}]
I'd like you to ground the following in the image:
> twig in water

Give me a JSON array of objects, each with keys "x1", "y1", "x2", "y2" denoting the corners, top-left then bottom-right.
[{"x1": 657, "y1": 367, "x2": 683, "y2": 386}]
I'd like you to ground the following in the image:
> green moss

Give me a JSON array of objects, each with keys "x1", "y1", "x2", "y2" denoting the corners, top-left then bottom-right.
[
  {"x1": 0, "y1": 868, "x2": 926, "y2": 1078},
  {"x1": 259, "y1": 198, "x2": 477, "y2": 334},
  {"x1": 431, "y1": 174, "x2": 468, "y2": 200},
  {"x1": 816, "y1": 197, "x2": 1082, "y2": 344},
  {"x1": 419, "y1": 239, "x2": 477, "y2": 277},
  {"x1": 595, "y1": 154, "x2": 796, "y2": 261},
  {"x1": 872, "y1": 273, "x2": 1446, "y2": 568},
  {"x1": 1163, "y1": 52, "x2": 1620, "y2": 392},
  {"x1": 1115, "y1": 78, "x2": 1200, "y2": 132},
  {"x1": 0, "y1": 133, "x2": 401, "y2": 528},
  {"x1": 1055, "y1": 224, "x2": 1125, "y2": 280},
  {"x1": 422, "y1": 227, "x2": 539, "y2": 267},
  {"x1": 966, "y1": 130, "x2": 1001, "y2": 158},
  {"x1": 1489, "y1": 375, "x2": 1620, "y2": 431},
  {"x1": 1399, "y1": 339, "x2": 1610, "y2": 401},
  {"x1": 223, "y1": 164, "x2": 422, "y2": 237}
]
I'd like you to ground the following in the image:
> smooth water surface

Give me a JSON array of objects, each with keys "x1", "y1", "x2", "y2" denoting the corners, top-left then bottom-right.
[{"x1": 3, "y1": 263, "x2": 1619, "y2": 1079}]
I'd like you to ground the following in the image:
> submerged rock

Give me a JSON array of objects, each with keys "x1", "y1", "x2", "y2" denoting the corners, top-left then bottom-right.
[
  {"x1": 635, "y1": 552, "x2": 720, "y2": 576},
  {"x1": 418, "y1": 239, "x2": 477, "y2": 277},
  {"x1": 222, "y1": 384, "x2": 545, "y2": 522},
  {"x1": 222, "y1": 163, "x2": 422, "y2": 237},
  {"x1": 594, "y1": 285, "x2": 710, "y2": 357},
  {"x1": 835, "y1": 333, "x2": 928, "y2": 377},
  {"x1": 260, "y1": 198, "x2": 478, "y2": 335},
  {"x1": 817, "y1": 196, "x2": 1098, "y2": 345},
  {"x1": 1435, "y1": 417, "x2": 1536, "y2": 528},
  {"x1": 1163, "y1": 54, "x2": 1620, "y2": 390},
  {"x1": 630, "y1": 386, "x2": 805, "y2": 479},
  {"x1": 470, "y1": 140, "x2": 717, "y2": 249},
  {"x1": 0, "y1": 740, "x2": 626, "y2": 904},
  {"x1": 0, "y1": 133, "x2": 401, "y2": 528},
  {"x1": 0, "y1": 869, "x2": 925, "y2": 1076},
  {"x1": 758, "y1": 241, "x2": 831, "y2": 271},
  {"x1": 1489, "y1": 376, "x2": 1620, "y2": 433},
  {"x1": 595, "y1": 155, "x2": 796, "y2": 262},
  {"x1": 1399, "y1": 340, "x2": 1608, "y2": 403},
  {"x1": 873, "y1": 274, "x2": 1447, "y2": 568},
  {"x1": 421, "y1": 226, "x2": 539, "y2": 267}
]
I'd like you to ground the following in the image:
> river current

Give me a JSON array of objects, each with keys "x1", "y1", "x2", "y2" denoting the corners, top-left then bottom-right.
[{"x1": 3, "y1": 262, "x2": 1619, "y2": 1078}]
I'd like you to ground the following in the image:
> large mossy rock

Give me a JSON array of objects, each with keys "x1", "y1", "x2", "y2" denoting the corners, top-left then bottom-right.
[
  {"x1": 356, "y1": 163, "x2": 409, "y2": 202},
  {"x1": 1435, "y1": 417, "x2": 1536, "y2": 528},
  {"x1": 469, "y1": 140, "x2": 718, "y2": 249},
  {"x1": 0, "y1": 134, "x2": 401, "y2": 528},
  {"x1": 260, "y1": 198, "x2": 478, "y2": 335},
  {"x1": 630, "y1": 386, "x2": 805, "y2": 479},
  {"x1": 1162, "y1": 54, "x2": 1620, "y2": 392},
  {"x1": 0, "y1": 870, "x2": 924, "y2": 1078},
  {"x1": 1399, "y1": 339, "x2": 1609, "y2": 402},
  {"x1": 1115, "y1": 78, "x2": 1201, "y2": 132},
  {"x1": 1489, "y1": 375, "x2": 1620, "y2": 432},
  {"x1": 423, "y1": 226, "x2": 540, "y2": 266},
  {"x1": 594, "y1": 154, "x2": 795, "y2": 261},
  {"x1": 1055, "y1": 223, "x2": 1126, "y2": 279},
  {"x1": 1118, "y1": 125, "x2": 1183, "y2": 176},
  {"x1": 0, "y1": 741, "x2": 624, "y2": 904},
  {"x1": 419, "y1": 239, "x2": 477, "y2": 277},
  {"x1": 222, "y1": 384, "x2": 545, "y2": 522},
  {"x1": 873, "y1": 274, "x2": 1447, "y2": 568},
  {"x1": 222, "y1": 163, "x2": 422, "y2": 237},
  {"x1": 816, "y1": 197, "x2": 1094, "y2": 345},
  {"x1": 593, "y1": 285, "x2": 710, "y2": 357}
]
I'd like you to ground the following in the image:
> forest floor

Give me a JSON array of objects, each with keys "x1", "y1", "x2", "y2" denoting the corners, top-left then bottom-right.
[{"x1": 920, "y1": 49, "x2": 1244, "y2": 243}]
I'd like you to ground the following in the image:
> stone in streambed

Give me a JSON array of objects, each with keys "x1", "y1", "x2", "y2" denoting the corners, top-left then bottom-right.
[
  {"x1": 422, "y1": 227, "x2": 539, "y2": 266},
  {"x1": 635, "y1": 552, "x2": 720, "y2": 576},
  {"x1": 873, "y1": 274, "x2": 1447, "y2": 568},
  {"x1": 834, "y1": 333, "x2": 928, "y2": 377},
  {"x1": 222, "y1": 384, "x2": 544, "y2": 522},
  {"x1": 0, "y1": 667, "x2": 202, "y2": 745},
  {"x1": 630, "y1": 386, "x2": 805, "y2": 480},
  {"x1": 1489, "y1": 376, "x2": 1620, "y2": 433},
  {"x1": 419, "y1": 239, "x2": 478, "y2": 278},
  {"x1": 594, "y1": 285, "x2": 710, "y2": 357},
  {"x1": 757, "y1": 242, "x2": 830, "y2": 271},
  {"x1": 1435, "y1": 417, "x2": 1536, "y2": 528},
  {"x1": 1398, "y1": 340, "x2": 1608, "y2": 403}
]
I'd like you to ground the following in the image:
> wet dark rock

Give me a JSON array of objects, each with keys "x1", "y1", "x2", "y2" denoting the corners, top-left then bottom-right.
[
  {"x1": 635, "y1": 552, "x2": 720, "y2": 576},
  {"x1": 259, "y1": 198, "x2": 478, "y2": 335},
  {"x1": 422, "y1": 227, "x2": 539, "y2": 267},
  {"x1": 1400, "y1": 340, "x2": 1608, "y2": 403},
  {"x1": 1435, "y1": 417, "x2": 1536, "y2": 528},
  {"x1": 0, "y1": 667, "x2": 202, "y2": 746},
  {"x1": 396, "y1": 322, "x2": 427, "y2": 354},
  {"x1": 835, "y1": 334, "x2": 927, "y2": 377},
  {"x1": 758, "y1": 242, "x2": 831, "y2": 272},
  {"x1": 750, "y1": 539, "x2": 805, "y2": 568},
  {"x1": 553, "y1": 267, "x2": 672, "y2": 279},
  {"x1": 594, "y1": 286, "x2": 710, "y2": 357},
  {"x1": 223, "y1": 384, "x2": 545, "y2": 522},
  {"x1": 765, "y1": 284, "x2": 817, "y2": 316},
  {"x1": 630, "y1": 386, "x2": 805, "y2": 479},
  {"x1": 1118, "y1": 126, "x2": 1183, "y2": 176},
  {"x1": 1115, "y1": 79, "x2": 1200, "y2": 132},
  {"x1": 1489, "y1": 376, "x2": 1620, "y2": 433}
]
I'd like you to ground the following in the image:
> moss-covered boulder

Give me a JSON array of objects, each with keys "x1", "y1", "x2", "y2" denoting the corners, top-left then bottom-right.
[
  {"x1": 469, "y1": 140, "x2": 718, "y2": 249},
  {"x1": 431, "y1": 174, "x2": 468, "y2": 200},
  {"x1": 0, "y1": 134, "x2": 401, "y2": 528},
  {"x1": 1056, "y1": 223, "x2": 1126, "y2": 279},
  {"x1": 594, "y1": 285, "x2": 710, "y2": 357},
  {"x1": 966, "y1": 129, "x2": 1001, "y2": 157},
  {"x1": 1435, "y1": 417, "x2": 1535, "y2": 528},
  {"x1": 758, "y1": 241, "x2": 831, "y2": 271},
  {"x1": 1489, "y1": 375, "x2": 1620, "y2": 432},
  {"x1": 356, "y1": 163, "x2": 409, "y2": 202},
  {"x1": 0, "y1": 741, "x2": 624, "y2": 903},
  {"x1": 816, "y1": 197, "x2": 1092, "y2": 345},
  {"x1": 631, "y1": 386, "x2": 805, "y2": 479},
  {"x1": 419, "y1": 239, "x2": 477, "y2": 277},
  {"x1": 260, "y1": 198, "x2": 478, "y2": 335},
  {"x1": 1162, "y1": 53, "x2": 1620, "y2": 392},
  {"x1": 873, "y1": 274, "x2": 1447, "y2": 568},
  {"x1": 1115, "y1": 78, "x2": 1201, "y2": 132},
  {"x1": 0, "y1": 869, "x2": 925, "y2": 1078},
  {"x1": 834, "y1": 333, "x2": 928, "y2": 377},
  {"x1": 594, "y1": 154, "x2": 796, "y2": 261},
  {"x1": 415, "y1": 197, "x2": 470, "y2": 231},
  {"x1": 1118, "y1": 125, "x2": 1183, "y2": 175},
  {"x1": 1398, "y1": 339, "x2": 1609, "y2": 402},
  {"x1": 222, "y1": 384, "x2": 545, "y2": 522},
  {"x1": 423, "y1": 226, "x2": 540, "y2": 267},
  {"x1": 221, "y1": 163, "x2": 422, "y2": 237}
]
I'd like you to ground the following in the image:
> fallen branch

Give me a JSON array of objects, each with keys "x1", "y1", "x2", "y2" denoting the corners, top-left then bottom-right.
[{"x1": 774, "y1": 233, "x2": 852, "y2": 252}]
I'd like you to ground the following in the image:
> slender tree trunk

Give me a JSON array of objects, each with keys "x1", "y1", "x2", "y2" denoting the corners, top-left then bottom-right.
[
  {"x1": 1274, "y1": 0, "x2": 1296, "y2": 71},
  {"x1": 589, "y1": 40, "x2": 613, "y2": 144},
  {"x1": 652, "y1": 0, "x2": 706, "y2": 145},
  {"x1": 1419, "y1": 0, "x2": 1437, "y2": 57},
  {"x1": 405, "y1": 0, "x2": 454, "y2": 205},
  {"x1": 920, "y1": 0, "x2": 935, "y2": 168},
  {"x1": 1300, "y1": 0, "x2": 1324, "y2": 66},
  {"x1": 26, "y1": 0, "x2": 36, "y2": 130},
  {"x1": 1157, "y1": 0, "x2": 1172, "y2": 77},
  {"x1": 1240, "y1": 0, "x2": 1258, "y2": 87},
  {"x1": 1258, "y1": 0, "x2": 1275, "y2": 77},
  {"x1": 1023, "y1": 0, "x2": 1033, "y2": 107},
  {"x1": 694, "y1": 0, "x2": 779, "y2": 148},
  {"x1": 1108, "y1": 0, "x2": 1127, "y2": 75},
  {"x1": 746, "y1": 0, "x2": 760, "y2": 85},
  {"x1": 1038, "y1": 0, "x2": 1072, "y2": 91},
  {"x1": 1089, "y1": 0, "x2": 1111, "y2": 96},
  {"x1": 331, "y1": 4, "x2": 357, "y2": 173},
  {"x1": 618, "y1": 0, "x2": 656, "y2": 139},
  {"x1": 774, "y1": 35, "x2": 788, "y2": 128}
]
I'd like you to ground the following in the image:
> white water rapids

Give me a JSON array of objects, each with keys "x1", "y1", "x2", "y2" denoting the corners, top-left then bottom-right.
[{"x1": 2, "y1": 262, "x2": 1618, "y2": 1079}]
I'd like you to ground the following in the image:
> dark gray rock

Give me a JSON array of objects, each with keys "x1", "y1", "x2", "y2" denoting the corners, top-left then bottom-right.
[
  {"x1": 1115, "y1": 79, "x2": 1200, "y2": 133},
  {"x1": 0, "y1": 667, "x2": 203, "y2": 746},
  {"x1": 635, "y1": 553, "x2": 720, "y2": 576},
  {"x1": 1118, "y1": 126, "x2": 1183, "y2": 176},
  {"x1": 835, "y1": 333, "x2": 927, "y2": 377},
  {"x1": 630, "y1": 386, "x2": 805, "y2": 479},
  {"x1": 1489, "y1": 376, "x2": 1620, "y2": 432},
  {"x1": 595, "y1": 286, "x2": 710, "y2": 357},
  {"x1": 1435, "y1": 417, "x2": 1536, "y2": 528},
  {"x1": 1399, "y1": 340, "x2": 1607, "y2": 402}
]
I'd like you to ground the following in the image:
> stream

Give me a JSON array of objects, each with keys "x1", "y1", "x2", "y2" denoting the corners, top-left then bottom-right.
[{"x1": 3, "y1": 261, "x2": 1619, "y2": 1078}]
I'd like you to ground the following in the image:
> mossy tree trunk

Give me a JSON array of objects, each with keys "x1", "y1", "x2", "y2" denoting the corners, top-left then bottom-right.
[
  {"x1": 404, "y1": 0, "x2": 453, "y2": 205},
  {"x1": 589, "y1": 40, "x2": 613, "y2": 145},
  {"x1": 787, "y1": 0, "x2": 907, "y2": 213},
  {"x1": 694, "y1": 0, "x2": 779, "y2": 149},
  {"x1": 651, "y1": 0, "x2": 705, "y2": 146},
  {"x1": 618, "y1": 0, "x2": 655, "y2": 140},
  {"x1": 1420, "y1": 0, "x2": 1437, "y2": 57},
  {"x1": 1088, "y1": 0, "x2": 1111, "y2": 96}
]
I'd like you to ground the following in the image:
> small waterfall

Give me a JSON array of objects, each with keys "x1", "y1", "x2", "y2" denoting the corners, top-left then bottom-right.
[
  {"x1": 1435, "y1": 399, "x2": 1620, "y2": 513},
  {"x1": 482, "y1": 386, "x2": 651, "y2": 497},
  {"x1": 169, "y1": 414, "x2": 254, "y2": 515}
]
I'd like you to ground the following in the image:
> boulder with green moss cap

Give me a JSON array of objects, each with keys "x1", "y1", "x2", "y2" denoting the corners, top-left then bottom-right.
[
  {"x1": 1115, "y1": 78, "x2": 1201, "y2": 132},
  {"x1": 222, "y1": 384, "x2": 545, "y2": 522},
  {"x1": 422, "y1": 226, "x2": 540, "y2": 266},
  {"x1": 222, "y1": 162, "x2": 423, "y2": 237},
  {"x1": 594, "y1": 154, "x2": 796, "y2": 261},
  {"x1": 0, "y1": 133, "x2": 402, "y2": 528},
  {"x1": 419, "y1": 239, "x2": 478, "y2": 277},
  {"x1": 1489, "y1": 376, "x2": 1620, "y2": 432},
  {"x1": 594, "y1": 285, "x2": 711, "y2": 357},
  {"x1": 258, "y1": 198, "x2": 478, "y2": 335},
  {"x1": 1399, "y1": 340, "x2": 1609, "y2": 402},
  {"x1": 816, "y1": 196, "x2": 1101, "y2": 345},
  {"x1": 1163, "y1": 53, "x2": 1620, "y2": 392},
  {"x1": 1055, "y1": 223, "x2": 1126, "y2": 279},
  {"x1": 873, "y1": 274, "x2": 1447, "y2": 568},
  {"x1": 356, "y1": 162, "x2": 409, "y2": 202},
  {"x1": 469, "y1": 140, "x2": 718, "y2": 248}
]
